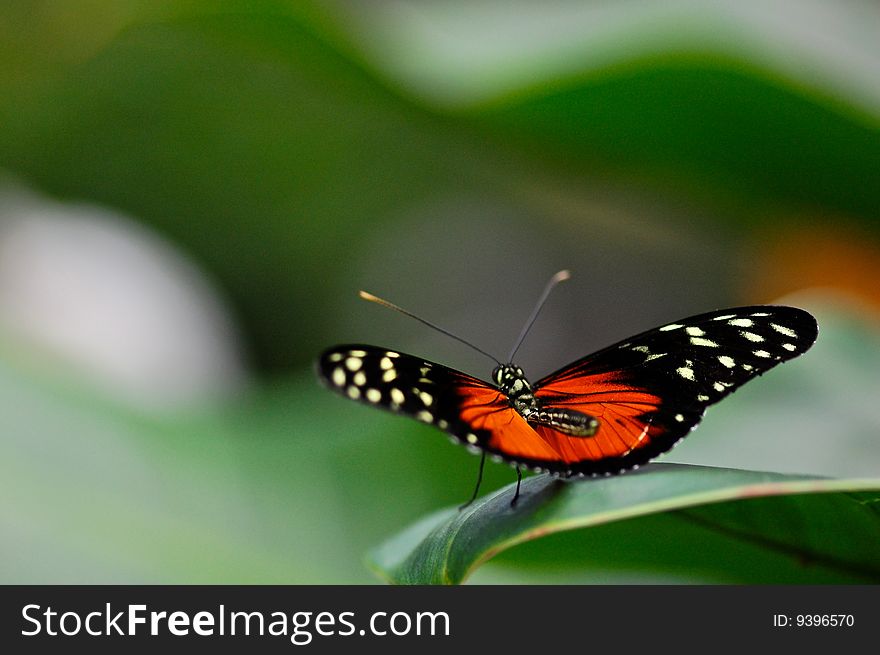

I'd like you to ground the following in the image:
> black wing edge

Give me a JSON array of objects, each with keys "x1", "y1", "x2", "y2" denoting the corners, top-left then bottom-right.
[{"x1": 536, "y1": 305, "x2": 818, "y2": 387}]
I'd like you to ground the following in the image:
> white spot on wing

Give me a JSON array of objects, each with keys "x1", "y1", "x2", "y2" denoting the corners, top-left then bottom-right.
[
  {"x1": 352, "y1": 371, "x2": 366, "y2": 386},
  {"x1": 348, "y1": 349, "x2": 367, "y2": 357},
  {"x1": 380, "y1": 357, "x2": 394, "y2": 370},
  {"x1": 685, "y1": 326, "x2": 704, "y2": 336},
  {"x1": 659, "y1": 324, "x2": 683, "y2": 331},
  {"x1": 419, "y1": 391, "x2": 434, "y2": 406},
  {"x1": 332, "y1": 367, "x2": 346, "y2": 387},
  {"x1": 713, "y1": 382, "x2": 725, "y2": 392},
  {"x1": 635, "y1": 420, "x2": 651, "y2": 445},
  {"x1": 466, "y1": 433, "x2": 478, "y2": 444},
  {"x1": 718, "y1": 355, "x2": 736, "y2": 368},
  {"x1": 741, "y1": 331, "x2": 763, "y2": 342},
  {"x1": 347, "y1": 386, "x2": 360, "y2": 399},
  {"x1": 382, "y1": 368, "x2": 397, "y2": 383},
  {"x1": 677, "y1": 366, "x2": 695, "y2": 381},
  {"x1": 674, "y1": 413, "x2": 685, "y2": 422},
  {"x1": 345, "y1": 357, "x2": 362, "y2": 371},
  {"x1": 645, "y1": 353, "x2": 666, "y2": 362},
  {"x1": 417, "y1": 410, "x2": 433, "y2": 423},
  {"x1": 697, "y1": 394, "x2": 710, "y2": 402},
  {"x1": 782, "y1": 343, "x2": 797, "y2": 352},
  {"x1": 751, "y1": 312, "x2": 770, "y2": 317},
  {"x1": 713, "y1": 314, "x2": 736, "y2": 321},
  {"x1": 771, "y1": 323, "x2": 797, "y2": 338},
  {"x1": 390, "y1": 388, "x2": 405, "y2": 405},
  {"x1": 690, "y1": 337, "x2": 719, "y2": 347},
  {"x1": 728, "y1": 318, "x2": 753, "y2": 327},
  {"x1": 632, "y1": 345, "x2": 650, "y2": 353},
  {"x1": 753, "y1": 350, "x2": 771, "y2": 358},
  {"x1": 328, "y1": 352, "x2": 343, "y2": 363},
  {"x1": 385, "y1": 351, "x2": 400, "y2": 358},
  {"x1": 365, "y1": 388, "x2": 381, "y2": 403}
]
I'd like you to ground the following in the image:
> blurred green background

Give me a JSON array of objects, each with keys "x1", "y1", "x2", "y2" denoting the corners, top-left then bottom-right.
[{"x1": 1, "y1": 0, "x2": 879, "y2": 583}]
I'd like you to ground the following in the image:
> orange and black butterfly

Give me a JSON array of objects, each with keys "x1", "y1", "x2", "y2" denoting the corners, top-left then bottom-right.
[{"x1": 316, "y1": 272, "x2": 817, "y2": 505}]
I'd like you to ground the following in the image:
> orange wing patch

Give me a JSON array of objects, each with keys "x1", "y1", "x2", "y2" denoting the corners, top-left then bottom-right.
[
  {"x1": 534, "y1": 373, "x2": 666, "y2": 465},
  {"x1": 452, "y1": 376, "x2": 670, "y2": 470},
  {"x1": 532, "y1": 391, "x2": 662, "y2": 463},
  {"x1": 454, "y1": 383, "x2": 560, "y2": 461},
  {"x1": 448, "y1": 369, "x2": 696, "y2": 475}
]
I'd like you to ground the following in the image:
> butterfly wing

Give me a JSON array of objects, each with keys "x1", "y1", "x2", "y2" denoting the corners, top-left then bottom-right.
[
  {"x1": 316, "y1": 345, "x2": 511, "y2": 451},
  {"x1": 523, "y1": 305, "x2": 818, "y2": 476},
  {"x1": 318, "y1": 345, "x2": 574, "y2": 463}
]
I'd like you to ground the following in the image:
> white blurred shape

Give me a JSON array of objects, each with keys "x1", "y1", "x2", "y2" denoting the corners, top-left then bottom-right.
[
  {"x1": 346, "y1": 0, "x2": 880, "y2": 115},
  {"x1": 0, "y1": 184, "x2": 249, "y2": 410}
]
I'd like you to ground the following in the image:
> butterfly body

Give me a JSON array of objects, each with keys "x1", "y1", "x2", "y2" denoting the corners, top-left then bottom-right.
[
  {"x1": 317, "y1": 305, "x2": 817, "y2": 479},
  {"x1": 493, "y1": 364, "x2": 599, "y2": 437}
]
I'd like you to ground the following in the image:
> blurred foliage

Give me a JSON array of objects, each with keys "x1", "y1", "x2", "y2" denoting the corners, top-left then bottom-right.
[
  {"x1": 3, "y1": 1, "x2": 880, "y2": 370},
  {"x1": 1, "y1": 1, "x2": 879, "y2": 583},
  {"x1": 473, "y1": 55, "x2": 880, "y2": 223}
]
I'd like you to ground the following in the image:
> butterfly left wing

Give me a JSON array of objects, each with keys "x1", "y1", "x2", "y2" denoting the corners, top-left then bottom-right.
[
  {"x1": 316, "y1": 344, "x2": 510, "y2": 448},
  {"x1": 523, "y1": 305, "x2": 818, "y2": 476}
]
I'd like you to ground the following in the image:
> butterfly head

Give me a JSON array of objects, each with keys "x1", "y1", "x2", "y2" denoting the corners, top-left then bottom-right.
[{"x1": 492, "y1": 364, "x2": 532, "y2": 394}]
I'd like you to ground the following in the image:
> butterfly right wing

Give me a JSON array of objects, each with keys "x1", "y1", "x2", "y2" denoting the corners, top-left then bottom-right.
[{"x1": 528, "y1": 305, "x2": 818, "y2": 475}]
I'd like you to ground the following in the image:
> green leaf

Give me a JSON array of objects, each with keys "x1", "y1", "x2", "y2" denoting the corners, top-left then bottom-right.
[{"x1": 368, "y1": 464, "x2": 880, "y2": 584}]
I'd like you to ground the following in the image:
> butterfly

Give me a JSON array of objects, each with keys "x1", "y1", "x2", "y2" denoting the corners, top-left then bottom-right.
[{"x1": 316, "y1": 272, "x2": 818, "y2": 505}]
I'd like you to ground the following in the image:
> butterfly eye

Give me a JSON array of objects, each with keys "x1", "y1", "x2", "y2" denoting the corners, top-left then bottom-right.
[{"x1": 492, "y1": 367, "x2": 503, "y2": 385}]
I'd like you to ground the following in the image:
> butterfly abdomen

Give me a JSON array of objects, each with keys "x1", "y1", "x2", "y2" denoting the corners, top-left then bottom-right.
[{"x1": 530, "y1": 408, "x2": 599, "y2": 437}]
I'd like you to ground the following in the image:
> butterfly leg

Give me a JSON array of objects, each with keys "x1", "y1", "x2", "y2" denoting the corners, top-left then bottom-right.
[
  {"x1": 459, "y1": 451, "x2": 487, "y2": 510},
  {"x1": 510, "y1": 466, "x2": 523, "y2": 507}
]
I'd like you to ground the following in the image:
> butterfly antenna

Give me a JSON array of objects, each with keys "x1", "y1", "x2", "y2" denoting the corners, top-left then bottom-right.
[
  {"x1": 359, "y1": 290, "x2": 502, "y2": 365},
  {"x1": 507, "y1": 269, "x2": 571, "y2": 363}
]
